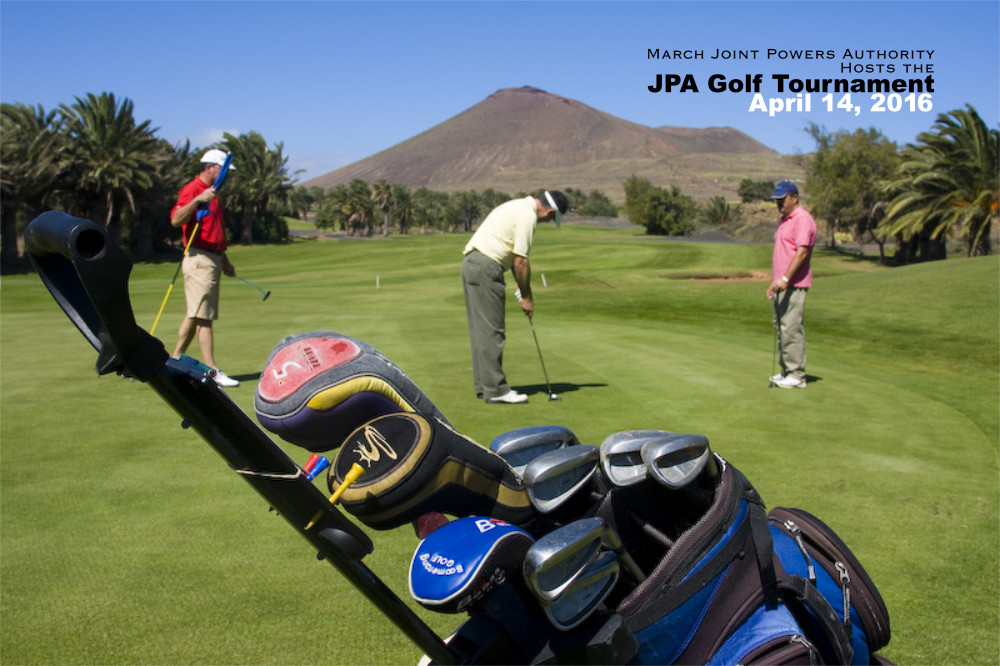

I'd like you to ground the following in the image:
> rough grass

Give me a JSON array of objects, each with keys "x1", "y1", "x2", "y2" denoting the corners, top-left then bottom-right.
[{"x1": 2, "y1": 223, "x2": 997, "y2": 664}]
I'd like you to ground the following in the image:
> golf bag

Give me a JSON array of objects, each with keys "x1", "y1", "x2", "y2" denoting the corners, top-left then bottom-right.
[{"x1": 595, "y1": 458, "x2": 891, "y2": 664}]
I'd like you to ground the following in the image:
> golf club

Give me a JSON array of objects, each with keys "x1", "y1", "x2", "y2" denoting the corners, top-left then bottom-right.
[
  {"x1": 235, "y1": 275, "x2": 271, "y2": 301},
  {"x1": 527, "y1": 313, "x2": 560, "y2": 402},
  {"x1": 769, "y1": 293, "x2": 781, "y2": 387},
  {"x1": 522, "y1": 445, "x2": 600, "y2": 515},
  {"x1": 640, "y1": 434, "x2": 719, "y2": 490},
  {"x1": 542, "y1": 551, "x2": 620, "y2": 631},
  {"x1": 524, "y1": 516, "x2": 645, "y2": 604},
  {"x1": 490, "y1": 425, "x2": 579, "y2": 478},
  {"x1": 599, "y1": 430, "x2": 677, "y2": 487}
]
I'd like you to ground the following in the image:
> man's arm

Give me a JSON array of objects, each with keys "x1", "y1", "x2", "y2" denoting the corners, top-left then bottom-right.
[
  {"x1": 513, "y1": 255, "x2": 533, "y2": 317},
  {"x1": 170, "y1": 187, "x2": 217, "y2": 228},
  {"x1": 766, "y1": 245, "x2": 812, "y2": 300}
]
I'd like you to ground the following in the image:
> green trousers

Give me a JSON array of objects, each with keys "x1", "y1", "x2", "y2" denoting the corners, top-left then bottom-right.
[
  {"x1": 773, "y1": 287, "x2": 808, "y2": 380},
  {"x1": 462, "y1": 250, "x2": 511, "y2": 399}
]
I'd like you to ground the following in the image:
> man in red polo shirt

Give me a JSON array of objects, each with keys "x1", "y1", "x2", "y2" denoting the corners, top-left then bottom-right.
[{"x1": 169, "y1": 149, "x2": 239, "y2": 387}]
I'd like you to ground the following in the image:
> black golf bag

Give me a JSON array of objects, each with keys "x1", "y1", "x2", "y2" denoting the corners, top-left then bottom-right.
[{"x1": 26, "y1": 211, "x2": 891, "y2": 665}]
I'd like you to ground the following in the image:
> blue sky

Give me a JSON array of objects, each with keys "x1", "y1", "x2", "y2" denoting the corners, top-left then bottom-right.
[{"x1": 2, "y1": 0, "x2": 998, "y2": 183}]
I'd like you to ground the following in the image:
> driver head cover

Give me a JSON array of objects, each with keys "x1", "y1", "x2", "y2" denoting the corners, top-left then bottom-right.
[{"x1": 254, "y1": 331, "x2": 449, "y2": 452}]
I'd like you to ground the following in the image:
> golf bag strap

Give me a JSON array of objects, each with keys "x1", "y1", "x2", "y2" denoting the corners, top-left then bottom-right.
[
  {"x1": 779, "y1": 574, "x2": 854, "y2": 665},
  {"x1": 748, "y1": 494, "x2": 779, "y2": 608}
]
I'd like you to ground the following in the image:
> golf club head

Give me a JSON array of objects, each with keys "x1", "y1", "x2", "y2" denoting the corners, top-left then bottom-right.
[
  {"x1": 522, "y1": 445, "x2": 599, "y2": 514},
  {"x1": 543, "y1": 551, "x2": 620, "y2": 631},
  {"x1": 262, "y1": 291, "x2": 271, "y2": 301},
  {"x1": 548, "y1": 393, "x2": 562, "y2": 402},
  {"x1": 599, "y1": 430, "x2": 677, "y2": 487},
  {"x1": 489, "y1": 425, "x2": 579, "y2": 478},
  {"x1": 640, "y1": 434, "x2": 713, "y2": 490},
  {"x1": 523, "y1": 517, "x2": 608, "y2": 602}
]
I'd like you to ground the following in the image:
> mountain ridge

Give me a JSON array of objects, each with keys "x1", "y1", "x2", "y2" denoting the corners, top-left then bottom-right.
[{"x1": 302, "y1": 86, "x2": 802, "y2": 202}]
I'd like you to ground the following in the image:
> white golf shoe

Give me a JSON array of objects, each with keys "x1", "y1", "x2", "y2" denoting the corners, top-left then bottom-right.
[
  {"x1": 773, "y1": 374, "x2": 806, "y2": 389},
  {"x1": 213, "y1": 369, "x2": 240, "y2": 388},
  {"x1": 486, "y1": 390, "x2": 528, "y2": 404}
]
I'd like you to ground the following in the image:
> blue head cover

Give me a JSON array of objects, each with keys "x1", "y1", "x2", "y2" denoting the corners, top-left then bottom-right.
[{"x1": 409, "y1": 517, "x2": 534, "y2": 613}]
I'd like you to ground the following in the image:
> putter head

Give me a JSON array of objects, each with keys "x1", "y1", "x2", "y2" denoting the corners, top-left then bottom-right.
[
  {"x1": 599, "y1": 430, "x2": 677, "y2": 487},
  {"x1": 548, "y1": 393, "x2": 562, "y2": 402},
  {"x1": 489, "y1": 425, "x2": 578, "y2": 478},
  {"x1": 523, "y1": 516, "x2": 608, "y2": 602},
  {"x1": 640, "y1": 434, "x2": 713, "y2": 490},
  {"x1": 543, "y1": 551, "x2": 620, "y2": 631},
  {"x1": 522, "y1": 445, "x2": 599, "y2": 514},
  {"x1": 262, "y1": 291, "x2": 271, "y2": 301}
]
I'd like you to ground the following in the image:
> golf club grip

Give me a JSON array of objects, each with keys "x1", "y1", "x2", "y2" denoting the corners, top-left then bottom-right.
[{"x1": 24, "y1": 212, "x2": 457, "y2": 666}]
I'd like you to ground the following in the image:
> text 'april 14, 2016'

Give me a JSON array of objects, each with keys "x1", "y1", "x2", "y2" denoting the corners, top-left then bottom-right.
[{"x1": 645, "y1": 47, "x2": 936, "y2": 118}]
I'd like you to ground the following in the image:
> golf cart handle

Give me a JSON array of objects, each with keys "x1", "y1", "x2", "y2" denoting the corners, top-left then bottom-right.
[
  {"x1": 25, "y1": 212, "x2": 457, "y2": 665},
  {"x1": 24, "y1": 211, "x2": 166, "y2": 379}
]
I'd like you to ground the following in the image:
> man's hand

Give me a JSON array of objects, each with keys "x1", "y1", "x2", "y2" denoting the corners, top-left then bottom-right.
[
  {"x1": 196, "y1": 187, "x2": 217, "y2": 204},
  {"x1": 222, "y1": 255, "x2": 236, "y2": 278},
  {"x1": 519, "y1": 294, "x2": 534, "y2": 318},
  {"x1": 766, "y1": 279, "x2": 785, "y2": 301}
]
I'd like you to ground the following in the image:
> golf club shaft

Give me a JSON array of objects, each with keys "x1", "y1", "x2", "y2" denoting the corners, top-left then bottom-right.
[
  {"x1": 150, "y1": 221, "x2": 201, "y2": 335},
  {"x1": 235, "y1": 275, "x2": 269, "y2": 298},
  {"x1": 528, "y1": 315, "x2": 554, "y2": 394}
]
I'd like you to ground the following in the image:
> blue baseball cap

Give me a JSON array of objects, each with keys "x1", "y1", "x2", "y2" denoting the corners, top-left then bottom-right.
[{"x1": 771, "y1": 181, "x2": 798, "y2": 199}]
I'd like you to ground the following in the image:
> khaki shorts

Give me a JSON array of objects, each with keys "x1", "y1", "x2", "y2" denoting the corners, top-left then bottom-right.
[{"x1": 183, "y1": 248, "x2": 222, "y2": 320}]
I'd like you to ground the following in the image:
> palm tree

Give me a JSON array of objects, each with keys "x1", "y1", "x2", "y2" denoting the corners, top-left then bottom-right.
[
  {"x1": 879, "y1": 105, "x2": 998, "y2": 257},
  {"x1": 0, "y1": 102, "x2": 66, "y2": 265},
  {"x1": 699, "y1": 195, "x2": 743, "y2": 228},
  {"x1": 58, "y1": 92, "x2": 160, "y2": 245},
  {"x1": 219, "y1": 131, "x2": 298, "y2": 243},
  {"x1": 343, "y1": 179, "x2": 374, "y2": 236},
  {"x1": 390, "y1": 184, "x2": 414, "y2": 234},
  {"x1": 372, "y1": 178, "x2": 394, "y2": 235}
]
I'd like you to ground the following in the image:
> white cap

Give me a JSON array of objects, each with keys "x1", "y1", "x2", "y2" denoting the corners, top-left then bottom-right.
[{"x1": 200, "y1": 149, "x2": 234, "y2": 169}]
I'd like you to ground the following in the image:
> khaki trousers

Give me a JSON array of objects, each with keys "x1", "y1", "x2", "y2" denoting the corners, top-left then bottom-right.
[
  {"x1": 462, "y1": 250, "x2": 510, "y2": 399},
  {"x1": 773, "y1": 287, "x2": 808, "y2": 380}
]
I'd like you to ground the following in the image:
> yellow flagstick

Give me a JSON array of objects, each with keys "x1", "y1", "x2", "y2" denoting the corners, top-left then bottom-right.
[
  {"x1": 150, "y1": 221, "x2": 201, "y2": 335},
  {"x1": 306, "y1": 463, "x2": 366, "y2": 530}
]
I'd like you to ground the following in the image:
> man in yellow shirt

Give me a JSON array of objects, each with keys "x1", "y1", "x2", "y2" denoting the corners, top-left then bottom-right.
[{"x1": 462, "y1": 191, "x2": 568, "y2": 404}]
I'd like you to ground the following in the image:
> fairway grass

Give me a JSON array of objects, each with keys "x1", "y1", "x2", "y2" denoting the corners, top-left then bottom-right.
[{"x1": 2, "y1": 224, "x2": 997, "y2": 664}]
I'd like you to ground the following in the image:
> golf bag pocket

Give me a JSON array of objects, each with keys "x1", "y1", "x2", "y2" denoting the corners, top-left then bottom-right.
[
  {"x1": 254, "y1": 331, "x2": 449, "y2": 452},
  {"x1": 769, "y1": 507, "x2": 891, "y2": 663},
  {"x1": 409, "y1": 516, "x2": 534, "y2": 613},
  {"x1": 706, "y1": 604, "x2": 820, "y2": 665},
  {"x1": 328, "y1": 412, "x2": 535, "y2": 530},
  {"x1": 613, "y1": 460, "x2": 780, "y2": 664}
]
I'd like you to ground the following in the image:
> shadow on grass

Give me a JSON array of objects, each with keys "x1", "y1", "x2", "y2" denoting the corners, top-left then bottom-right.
[{"x1": 518, "y1": 382, "x2": 609, "y2": 397}]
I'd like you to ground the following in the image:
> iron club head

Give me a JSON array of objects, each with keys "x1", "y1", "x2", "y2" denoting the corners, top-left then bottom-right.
[
  {"x1": 599, "y1": 430, "x2": 677, "y2": 487},
  {"x1": 522, "y1": 445, "x2": 599, "y2": 514},
  {"x1": 640, "y1": 434, "x2": 716, "y2": 490},
  {"x1": 489, "y1": 425, "x2": 579, "y2": 478}
]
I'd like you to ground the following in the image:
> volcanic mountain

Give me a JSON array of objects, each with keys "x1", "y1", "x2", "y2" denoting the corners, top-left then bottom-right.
[{"x1": 301, "y1": 86, "x2": 800, "y2": 202}]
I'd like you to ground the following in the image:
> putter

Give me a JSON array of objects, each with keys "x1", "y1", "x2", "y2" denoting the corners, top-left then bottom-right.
[
  {"x1": 599, "y1": 430, "x2": 677, "y2": 487},
  {"x1": 522, "y1": 445, "x2": 600, "y2": 515},
  {"x1": 524, "y1": 516, "x2": 644, "y2": 604},
  {"x1": 542, "y1": 551, "x2": 620, "y2": 631},
  {"x1": 490, "y1": 425, "x2": 579, "y2": 478},
  {"x1": 527, "y1": 314, "x2": 561, "y2": 402},
  {"x1": 640, "y1": 434, "x2": 719, "y2": 490},
  {"x1": 769, "y1": 293, "x2": 781, "y2": 387},
  {"x1": 235, "y1": 275, "x2": 271, "y2": 301}
]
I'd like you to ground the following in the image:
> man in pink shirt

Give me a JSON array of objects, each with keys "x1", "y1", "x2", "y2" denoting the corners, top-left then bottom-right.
[{"x1": 766, "y1": 181, "x2": 816, "y2": 389}]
